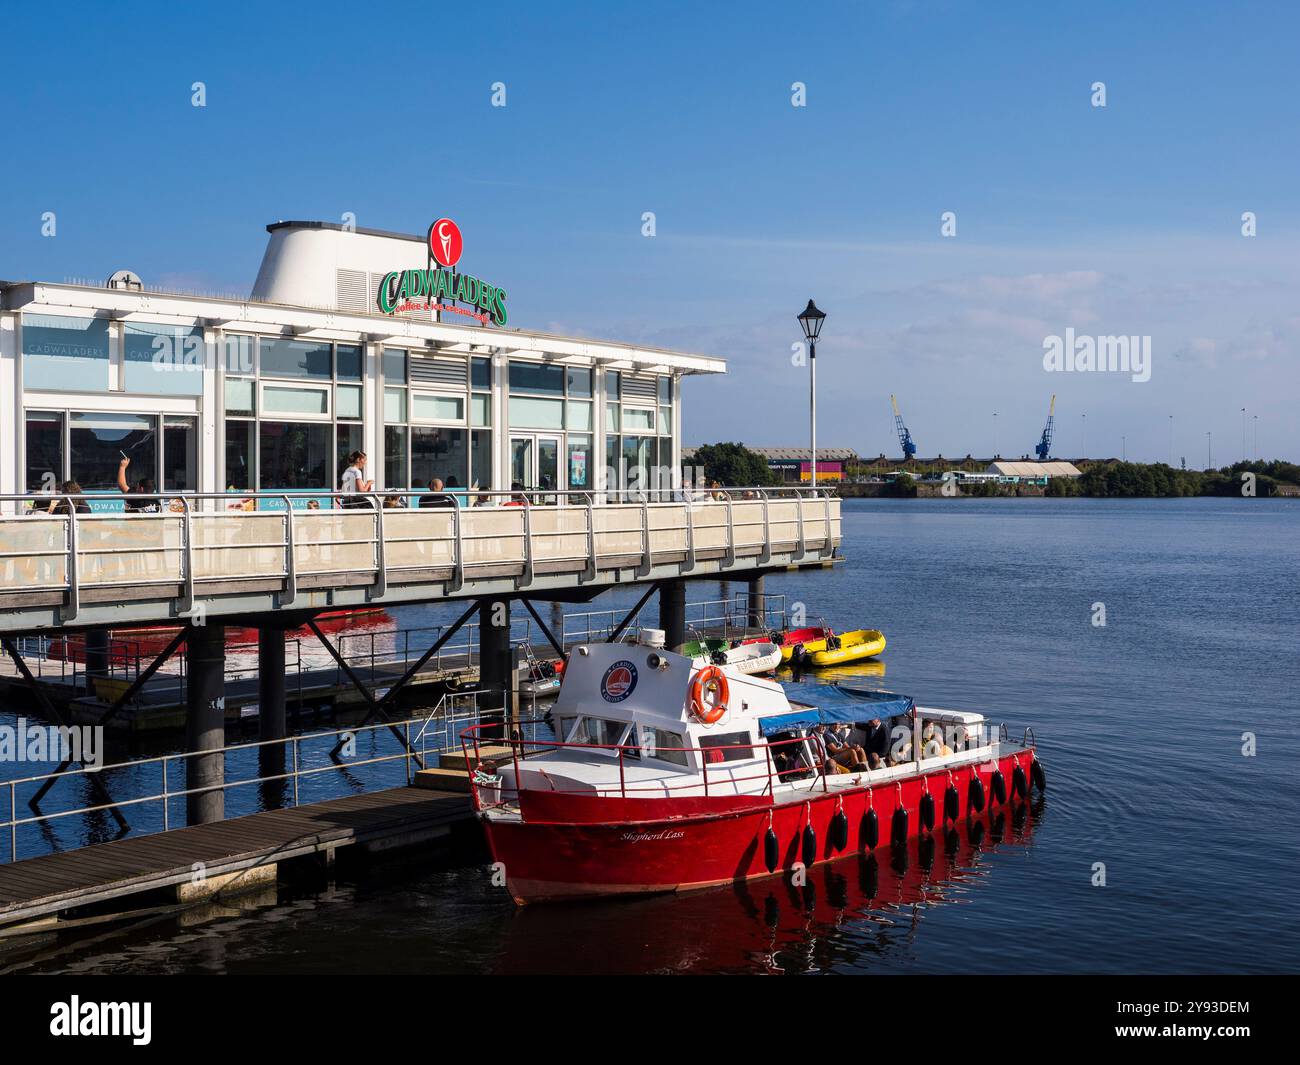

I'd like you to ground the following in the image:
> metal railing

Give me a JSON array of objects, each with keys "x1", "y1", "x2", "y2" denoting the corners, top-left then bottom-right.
[
  {"x1": 0, "y1": 486, "x2": 840, "y2": 625},
  {"x1": 1, "y1": 692, "x2": 533, "y2": 864}
]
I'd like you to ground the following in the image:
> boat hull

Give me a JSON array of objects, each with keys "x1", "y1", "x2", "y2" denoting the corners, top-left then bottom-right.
[
  {"x1": 810, "y1": 629, "x2": 886, "y2": 666},
  {"x1": 481, "y1": 748, "x2": 1036, "y2": 904}
]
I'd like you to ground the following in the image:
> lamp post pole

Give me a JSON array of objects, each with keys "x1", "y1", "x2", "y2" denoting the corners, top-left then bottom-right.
[{"x1": 797, "y1": 301, "x2": 826, "y2": 492}]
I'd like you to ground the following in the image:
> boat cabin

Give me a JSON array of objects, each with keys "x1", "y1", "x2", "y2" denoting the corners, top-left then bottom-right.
[{"x1": 488, "y1": 633, "x2": 992, "y2": 803}]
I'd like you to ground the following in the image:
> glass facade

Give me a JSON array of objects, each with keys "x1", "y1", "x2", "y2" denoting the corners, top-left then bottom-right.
[{"x1": 13, "y1": 309, "x2": 682, "y2": 507}]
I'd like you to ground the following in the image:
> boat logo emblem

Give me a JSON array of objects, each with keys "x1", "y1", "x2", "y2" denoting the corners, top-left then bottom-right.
[
  {"x1": 600, "y1": 660, "x2": 638, "y2": 702},
  {"x1": 428, "y1": 217, "x2": 463, "y2": 268}
]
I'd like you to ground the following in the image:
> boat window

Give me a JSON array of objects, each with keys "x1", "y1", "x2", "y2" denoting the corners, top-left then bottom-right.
[
  {"x1": 555, "y1": 716, "x2": 578, "y2": 742},
  {"x1": 643, "y1": 727, "x2": 688, "y2": 767},
  {"x1": 698, "y1": 731, "x2": 754, "y2": 764},
  {"x1": 570, "y1": 717, "x2": 629, "y2": 748}
]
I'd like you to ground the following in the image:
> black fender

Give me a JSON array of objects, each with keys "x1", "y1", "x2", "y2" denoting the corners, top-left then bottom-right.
[
  {"x1": 919, "y1": 791, "x2": 935, "y2": 833},
  {"x1": 1011, "y1": 763, "x2": 1028, "y2": 800},
  {"x1": 1031, "y1": 758, "x2": 1047, "y2": 793},
  {"x1": 763, "y1": 826, "x2": 779, "y2": 873},
  {"x1": 862, "y1": 807, "x2": 879, "y2": 849},
  {"x1": 830, "y1": 809, "x2": 849, "y2": 852},
  {"x1": 944, "y1": 783, "x2": 960, "y2": 822},
  {"x1": 968, "y1": 774, "x2": 986, "y2": 813},
  {"x1": 891, "y1": 805, "x2": 909, "y2": 847},
  {"x1": 801, "y1": 823, "x2": 817, "y2": 868},
  {"x1": 990, "y1": 768, "x2": 1008, "y2": 806}
]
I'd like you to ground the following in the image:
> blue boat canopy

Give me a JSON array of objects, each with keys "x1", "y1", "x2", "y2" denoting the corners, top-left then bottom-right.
[{"x1": 759, "y1": 684, "x2": 916, "y2": 737}]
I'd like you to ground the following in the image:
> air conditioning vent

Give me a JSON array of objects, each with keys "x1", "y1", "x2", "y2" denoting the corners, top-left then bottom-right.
[
  {"x1": 336, "y1": 269, "x2": 368, "y2": 311},
  {"x1": 410, "y1": 354, "x2": 468, "y2": 386}
]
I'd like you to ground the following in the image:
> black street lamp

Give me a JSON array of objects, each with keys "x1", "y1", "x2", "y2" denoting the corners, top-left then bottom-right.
[{"x1": 797, "y1": 300, "x2": 826, "y2": 486}]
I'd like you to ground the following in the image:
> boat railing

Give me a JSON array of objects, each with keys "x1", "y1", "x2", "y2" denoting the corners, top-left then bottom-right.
[{"x1": 460, "y1": 721, "x2": 833, "y2": 812}]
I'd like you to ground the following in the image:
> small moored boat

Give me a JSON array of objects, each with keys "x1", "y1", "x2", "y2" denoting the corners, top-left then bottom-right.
[
  {"x1": 808, "y1": 628, "x2": 886, "y2": 667},
  {"x1": 465, "y1": 631, "x2": 1043, "y2": 904},
  {"x1": 681, "y1": 636, "x2": 781, "y2": 675}
]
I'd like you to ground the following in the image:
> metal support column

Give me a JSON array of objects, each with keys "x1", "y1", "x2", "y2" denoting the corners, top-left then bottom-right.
[
  {"x1": 185, "y1": 623, "x2": 226, "y2": 826},
  {"x1": 83, "y1": 628, "x2": 110, "y2": 696},
  {"x1": 257, "y1": 623, "x2": 288, "y2": 809},
  {"x1": 746, "y1": 573, "x2": 766, "y2": 631}
]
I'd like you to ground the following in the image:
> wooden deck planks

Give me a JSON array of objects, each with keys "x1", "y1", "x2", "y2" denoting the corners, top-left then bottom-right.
[{"x1": 0, "y1": 786, "x2": 471, "y2": 920}]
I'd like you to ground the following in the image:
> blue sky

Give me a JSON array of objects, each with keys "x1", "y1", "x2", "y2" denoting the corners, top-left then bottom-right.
[{"x1": 2, "y1": 0, "x2": 1295, "y2": 465}]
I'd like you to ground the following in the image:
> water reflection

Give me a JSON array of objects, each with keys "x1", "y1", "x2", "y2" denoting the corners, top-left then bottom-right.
[{"x1": 496, "y1": 803, "x2": 1041, "y2": 975}]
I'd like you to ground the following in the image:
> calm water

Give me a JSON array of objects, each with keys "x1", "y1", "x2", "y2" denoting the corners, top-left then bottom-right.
[{"x1": 4, "y1": 497, "x2": 1298, "y2": 974}]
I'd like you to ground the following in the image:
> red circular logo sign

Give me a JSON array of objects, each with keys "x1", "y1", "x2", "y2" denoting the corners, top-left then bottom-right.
[{"x1": 428, "y1": 218, "x2": 463, "y2": 268}]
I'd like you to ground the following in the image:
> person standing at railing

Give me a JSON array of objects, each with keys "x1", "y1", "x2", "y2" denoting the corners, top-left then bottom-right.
[{"x1": 340, "y1": 451, "x2": 374, "y2": 509}]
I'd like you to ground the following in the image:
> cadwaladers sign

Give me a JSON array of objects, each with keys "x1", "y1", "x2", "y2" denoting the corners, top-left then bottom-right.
[{"x1": 375, "y1": 218, "x2": 508, "y2": 326}]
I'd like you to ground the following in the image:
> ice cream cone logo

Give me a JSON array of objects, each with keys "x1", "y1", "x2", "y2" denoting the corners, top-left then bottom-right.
[{"x1": 428, "y1": 218, "x2": 463, "y2": 268}]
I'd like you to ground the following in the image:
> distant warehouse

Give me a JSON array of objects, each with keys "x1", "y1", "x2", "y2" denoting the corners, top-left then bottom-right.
[
  {"x1": 986, "y1": 460, "x2": 1082, "y2": 481},
  {"x1": 681, "y1": 446, "x2": 858, "y2": 483}
]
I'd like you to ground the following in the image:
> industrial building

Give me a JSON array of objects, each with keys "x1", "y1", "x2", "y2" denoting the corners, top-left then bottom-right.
[{"x1": 682, "y1": 446, "x2": 858, "y2": 483}]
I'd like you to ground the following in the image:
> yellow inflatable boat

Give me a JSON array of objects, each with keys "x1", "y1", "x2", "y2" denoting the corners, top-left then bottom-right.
[{"x1": 808, "y1": 629, "x2": 886, "y2": 667}]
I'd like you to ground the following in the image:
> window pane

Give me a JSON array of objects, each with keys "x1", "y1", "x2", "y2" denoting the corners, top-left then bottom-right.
[
  {"x1": 260, "y1": 337, "x2": 332, "y2": 379},
  {"x1": 384, "y1": 387, "x2": 406, "y2": 423},
  {"x1": 660, "y1": 405, "x2": 673, "y2": 436},
  {"x1": 605, "y1": 403, "x2": 619, "y2": 432},
  {"x1": 624, "y1": 407, "x2": 654, "y2": 432},
  {"x1": 509, "y1": 396, "x2": 564, "y2": 430},
  {"x1": 412, "y1": 392, "x2": 465, "y2": 422},
  {"x1": 224, "y1": 419, "x2": 254, "y2": 492},
  {"x1": 225, "y1": 334, "x2": 254, "y2": 375},
  {"x1": 606, "y1": 370, "x2": 620, "y2": 400},
  {"x1": 623, "y1": 436, "x2": 651, "y2": 491},
  {"x1": 567, "y1": 434, "x2": 591, "y2": 490},
  {"x1": 336, "y1": 384, "x2": 362, "y2": 420},
  {"x1": 509, "y1": 361, "x2": 563, "y2": 396},
  {"x1": 384, "y1": 425, "x2": 408, "y2": 489},
  {"x1": 163, "y1": 417, "x2": 197, "y2": 492},
  {"x1": 259, "y1": 422, "x2": 330, "y2": 489},
  {"x1": 470, "y1": 357, "x2": 492, "y2": 390},
  {"x1": 566, "y1": 400, "x2": 592, "y2": 431},
  {"x1": 263, "y1": 384, "x2": 328, "y2": 416},
  {"x1": 383, "y1": 348, "x2": 407, "y2": 384},
  {"x1": 658, "y1": 376, "x2": 672, "y2": 404},
  {"x1": 335, "y1": 344, "x2": 363, "y2": 381},
  {"x1": 225, "y1": 377, "x2": 254, "y2": 415},
  {"x1": 470, "y1": 394, "x2": 491, "y2": 427},
  {"x1": 123, "y1": 323, "x2": 205, "y2": 396},
  {"x1": 411, "y1": 427, "x2": 468, "y2": 490},
  {"x1": 471, "y1": 430, "x2": 492, "y2": 491},
  {"x1": 22, "y1": 314, "x2": 110, "y2": 391},
  {"x1": 648, "y1": 727, "x2": 688, "y2": 767},
  {"x1": 605, "y1": 435, "x2": 620, "y2": 492},
  {"x1": 566, "y1": 367, "x2": 592, "y2": 397},
  {"x1": 25, "y1": 412, "x2": 63, "y2": 493},
  {"x1": 336, "y1": 423, "x2": 363, "y2": 489},
  {"x1": 71, "y1": 412, "x2": 156, "y2": 494}
]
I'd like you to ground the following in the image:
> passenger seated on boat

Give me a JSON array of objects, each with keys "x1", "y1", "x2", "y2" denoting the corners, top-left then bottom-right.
[
  {"x1": 921, "y1": 722, "x2": 953, "y2": 758},
  {"x1": 867, "y1": 751, "x2": 886, "y2": 771},
  {"x1": 770, "y1": 733, "x2": 813, "y2": 782},
  {"x1": 822, "y1": 722, "x2": 867, "y2": 772},
  {"x1": 888, "y1": 717, "x2": 913, "y2": 766},
  {"x1": 859, "y1": 717, "x2": 889, "y2": 765}
]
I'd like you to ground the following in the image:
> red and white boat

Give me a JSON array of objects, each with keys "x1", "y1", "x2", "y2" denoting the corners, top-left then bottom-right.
[{"x1": 463, "y1": 632, "x2": 1045, "y2": 905}]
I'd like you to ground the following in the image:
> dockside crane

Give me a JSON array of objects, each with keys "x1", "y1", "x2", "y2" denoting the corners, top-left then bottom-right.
[
  {"x1": 891, "y1": 395, "x2": 917, "y2": 461},
  {"x1": 1035, "y1": 394, "x2": 1056, "y2": 460}
]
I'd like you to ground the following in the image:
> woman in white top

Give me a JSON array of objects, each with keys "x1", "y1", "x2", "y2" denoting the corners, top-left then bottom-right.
[{"x1": 340, "y1": 450, "x2": 374, "y2": 508}]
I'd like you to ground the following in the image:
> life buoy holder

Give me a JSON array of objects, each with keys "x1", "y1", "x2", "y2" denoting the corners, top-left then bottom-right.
[{"x1": 689, "y1": 665, "x2": 730, "y2": 724}]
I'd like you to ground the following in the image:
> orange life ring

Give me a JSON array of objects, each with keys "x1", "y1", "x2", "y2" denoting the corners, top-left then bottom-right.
[{"x1": 689, "y1": 665, "x2": 729, "y2": 724}]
